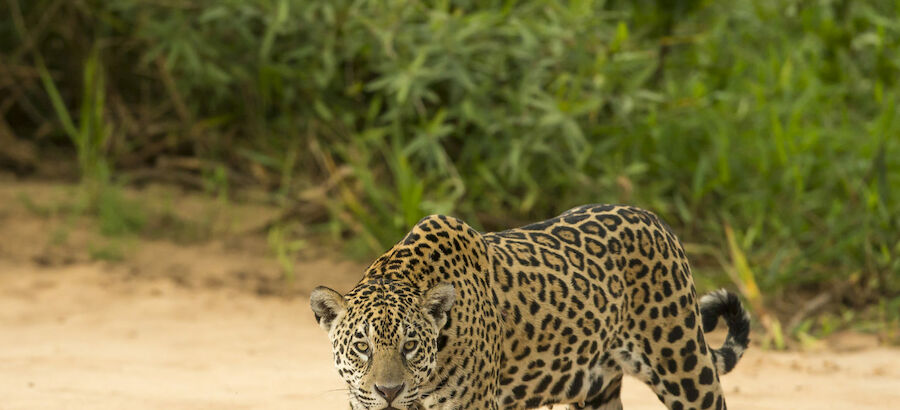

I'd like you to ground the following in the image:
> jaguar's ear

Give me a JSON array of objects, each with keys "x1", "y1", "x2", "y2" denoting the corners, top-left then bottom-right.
[
  {"x1": 310, "y1": 286, "x2": 346, "y2": 332},
  {"x1": 422, "y1": 282, "x2": 455, "y2": 330}
]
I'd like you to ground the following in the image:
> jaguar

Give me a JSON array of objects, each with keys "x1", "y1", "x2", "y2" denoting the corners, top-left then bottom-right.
[{"x1": 311, "y1": 204, "x2": 750, "y2": 409}]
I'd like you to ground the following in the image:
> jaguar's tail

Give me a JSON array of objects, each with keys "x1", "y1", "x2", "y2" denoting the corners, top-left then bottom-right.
[{"x1": 699, "y1": 289, "x2": 751, "y2": 375}]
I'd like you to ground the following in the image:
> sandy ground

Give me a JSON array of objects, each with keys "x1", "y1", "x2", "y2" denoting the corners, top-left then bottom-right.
[{"x1": 1, "y1": 182, "x2": 899, "y2": 409}]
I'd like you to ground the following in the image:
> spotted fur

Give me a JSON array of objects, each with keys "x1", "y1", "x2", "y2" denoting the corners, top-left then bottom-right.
[{"x1": 311, "y1": 204, "x2": 751, "y2": 409}]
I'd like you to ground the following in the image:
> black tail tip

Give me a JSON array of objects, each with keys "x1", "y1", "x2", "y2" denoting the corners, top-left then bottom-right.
[{"x1": 699, "y1": 289, "x2": 751, "y2": 347}]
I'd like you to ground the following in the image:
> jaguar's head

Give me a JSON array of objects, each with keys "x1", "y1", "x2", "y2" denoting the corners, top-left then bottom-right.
[{"x1": 310, "y1": 280, "x2": 454, "y2": 410}]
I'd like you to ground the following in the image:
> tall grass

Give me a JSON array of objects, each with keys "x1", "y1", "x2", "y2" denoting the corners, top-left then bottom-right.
[
  {"x1": 1, "y1": 0, "x2": 898, "y2": 315},
  {"x1": 36, "y1": 49, "x2": 109, "y2": 188}
]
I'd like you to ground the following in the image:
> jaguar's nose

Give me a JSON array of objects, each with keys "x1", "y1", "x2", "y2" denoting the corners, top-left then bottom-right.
[{"x1": 374, "y1": 383, "x2": 404, "y2": 403}]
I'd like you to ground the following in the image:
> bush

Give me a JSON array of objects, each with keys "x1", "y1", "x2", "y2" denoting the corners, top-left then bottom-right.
[{"x1": 1, "y1": 0, "x2": 897, "y2": 304}]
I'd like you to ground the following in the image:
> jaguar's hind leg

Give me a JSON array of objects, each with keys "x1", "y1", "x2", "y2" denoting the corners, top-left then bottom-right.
[
  {"x1": 648, "y1": 349, "x2": 725, "y2": 410},
  {"x1": 612, "y1": 334, "x2": 726, "y2": 410}
]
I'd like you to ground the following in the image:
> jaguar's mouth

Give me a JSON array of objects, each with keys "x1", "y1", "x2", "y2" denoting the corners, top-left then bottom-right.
[
  {"x1": 377, "y1": 401, "x2": 423, "y2": 410},
  {"x1": 356, "y1": 393, "x2": 423, "y2": 410}
]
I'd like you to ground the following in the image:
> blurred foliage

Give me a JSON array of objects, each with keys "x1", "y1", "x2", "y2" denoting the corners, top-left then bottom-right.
[{"x1": 1, "y1": 0, "x2": 898, "y2": 321}]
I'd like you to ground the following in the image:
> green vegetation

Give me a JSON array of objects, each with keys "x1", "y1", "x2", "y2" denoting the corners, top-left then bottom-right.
[{"x1": 2, "y1": 0, "x2": 898, "y2": 341}]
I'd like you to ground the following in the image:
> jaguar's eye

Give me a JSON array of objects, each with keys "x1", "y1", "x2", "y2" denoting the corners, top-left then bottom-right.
[
  {"x1": 403, "y1": 340, "x2": 417, "y2": 353},
  {"x1": 354, "y1": 341, "x2": 369, "y2": 352}
]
